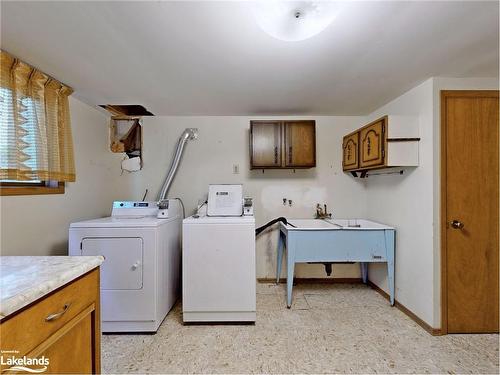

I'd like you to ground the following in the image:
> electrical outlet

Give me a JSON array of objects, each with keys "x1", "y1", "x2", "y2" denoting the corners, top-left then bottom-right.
[
  {"x1": 233, "y1": 164, "x2": 239, "y2": 174},
  {"x1": 283, "y1": 198, "x2": 287, "y2": 205}
]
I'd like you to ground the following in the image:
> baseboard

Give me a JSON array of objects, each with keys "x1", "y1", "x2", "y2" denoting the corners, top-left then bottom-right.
[
  {"x1": 258, "y1": 277, "x2": 363, "y2": 284},
  {"x1": 367, "y1": 280, "x2": 443, "y2": 336}
]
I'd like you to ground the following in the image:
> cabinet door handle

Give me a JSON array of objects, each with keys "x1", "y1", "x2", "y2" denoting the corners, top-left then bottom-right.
[
  {"x1": 288, "y1": 146, "x2": 293, "y2": 164},
  {"x1": 274, "y1": 146, "x2": 278, "y2": 164},
  {"x1": 45, "y1": 303, "x2": 71, "y2": 322}
]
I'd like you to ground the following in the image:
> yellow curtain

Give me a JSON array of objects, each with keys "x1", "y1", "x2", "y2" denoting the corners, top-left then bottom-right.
[{"x1": 0, "y1": 50, "x2": 75, "y2": 182}]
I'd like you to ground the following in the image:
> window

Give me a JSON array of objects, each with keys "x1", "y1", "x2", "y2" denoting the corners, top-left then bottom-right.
[
  {"x1": 0, "y1": 180, "x2": 64, "y2": 196},
  {"x1": 0, "y1": 50, "x2": 75, "y2": 195},
  {"x1": 0, "y1": 87, "x2": 64, "y2": 195}
]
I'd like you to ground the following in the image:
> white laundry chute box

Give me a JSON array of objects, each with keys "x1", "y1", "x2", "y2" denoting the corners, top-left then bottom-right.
[{"x1": 207, "y1": 184, "x2": 244, "y2": 216}]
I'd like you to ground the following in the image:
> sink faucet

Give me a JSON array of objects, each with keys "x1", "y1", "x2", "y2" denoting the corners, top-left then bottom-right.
[{"x1": 315, "y1": 203, "x2": 332, "y2": 219}]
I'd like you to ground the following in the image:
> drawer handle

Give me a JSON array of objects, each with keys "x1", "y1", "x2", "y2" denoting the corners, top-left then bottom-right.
[
  {"x1": 372, "y1": 255, "x2": 382, "y2": 259},
  {"x1": 45, "y1": 303, "x2": 71, "y2": 322}
]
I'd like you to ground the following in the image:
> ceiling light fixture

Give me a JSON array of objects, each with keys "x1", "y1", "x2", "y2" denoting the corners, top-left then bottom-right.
[{"x1": 252, "y1": 1, "x2": 339, "y2": 42}]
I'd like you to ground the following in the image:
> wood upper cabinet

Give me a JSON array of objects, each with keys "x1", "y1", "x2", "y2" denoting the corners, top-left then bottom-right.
[
  {"x1": 250, "y1": 120, "x2": 316, "y2": 169},
  {"x1": 359, "y1": 117, "x2": 386, "y2": 168},
  {"x1": 342, "y1": 115, "x2": 419, "y2": 174},
  {"x1": 342, "y1": 132, "x2": 359, "y2": 171},
  {"x1": 250, "y1": 121, "x2": 282, "y2": 168},
  {"x1": 284, "y1": 120, "x2": 316, "y2": 168}
]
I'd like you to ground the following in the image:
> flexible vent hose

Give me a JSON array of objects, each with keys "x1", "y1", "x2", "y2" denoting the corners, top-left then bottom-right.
[
  {"x1": 157, "y1": 128, "x2": 198, "y2": 202},
  {"x1": 255, "y1": 217, "x2": 294, "y2": 236}
]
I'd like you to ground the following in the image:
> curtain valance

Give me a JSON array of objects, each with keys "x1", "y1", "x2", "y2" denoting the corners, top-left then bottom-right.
[{"x1": 0, "y1": 50, "x2": 75, "y2": 181}]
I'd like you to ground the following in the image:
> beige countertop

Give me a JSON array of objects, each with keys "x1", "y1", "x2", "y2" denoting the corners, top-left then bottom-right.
[{"x1": 0, "y1": 256, "x2": 104, "y2": 320}]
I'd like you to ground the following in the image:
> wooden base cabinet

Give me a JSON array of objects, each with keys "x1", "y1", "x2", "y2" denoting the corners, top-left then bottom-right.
[
  {"x1": 343, "y1": 115, "x2": 419, "y2": 174},
  {"x1": 250, "y1": 120, "x2": 316, "y2": 169},
  {"x1": 0, "y1": 269, "x2": 101, "y2": 374},
  {"x1": 40, "y1": 312, "x2": 94, "y2": 374}
]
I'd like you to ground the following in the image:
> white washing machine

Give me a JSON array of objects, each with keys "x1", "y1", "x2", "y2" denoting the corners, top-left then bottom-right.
[
  {"x1": 182, "y1": 215, "x2": 256, "y2": 323},
  {"x1": 69, "y1": 200, "x2": 182, "y2": 332}
]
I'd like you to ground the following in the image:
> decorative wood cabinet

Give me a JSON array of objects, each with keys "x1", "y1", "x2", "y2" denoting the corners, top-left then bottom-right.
[
  {"x1": 0, "y1": 269, "x2": 101, "y2": 374},
  {"x1": 342, "y1": 132, "x2": 359, "y2": 171},
  {"x1": 360, "y1": 118, "x2": 385, "y2": 168},
  {"x1": 250, "y1": 120, "x2": 316, "y2": 169},
  {"x1": 342, "y1": 115, "x2": 419, "y2": 176}
]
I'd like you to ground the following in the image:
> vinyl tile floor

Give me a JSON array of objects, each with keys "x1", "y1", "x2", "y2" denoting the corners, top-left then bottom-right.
[{"x1": 102, "y1": 283, "x2": 499, "y2": 374}]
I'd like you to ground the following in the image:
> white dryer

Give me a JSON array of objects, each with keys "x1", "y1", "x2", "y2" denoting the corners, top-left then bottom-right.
[
  {"x1": 69, "y1": 200, "x2": 182, "y2": 332},
  {"x1": 182, "y1": 215, "x2": 256, "y2": 323}
]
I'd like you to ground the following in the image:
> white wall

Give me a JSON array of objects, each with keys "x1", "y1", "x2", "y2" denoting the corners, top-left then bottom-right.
[
  {"x1": 364, "y1": 77, "x2": 499, "y2": 328},
  {"x1": 0, "y1": 97, "x2": 132, "y2": 256},
  {"x1": 130, "y1": 116, "x2": 368, "y2": 278},
  {"x1": 3, "y1": 77, "x2": 496, "y2": 325},
  {"x1": 0, "y1": 106, "x2": 372, "y2": 280},
  {"x1": 363, "y1": 78, "x2": 436, "y2": 326}
]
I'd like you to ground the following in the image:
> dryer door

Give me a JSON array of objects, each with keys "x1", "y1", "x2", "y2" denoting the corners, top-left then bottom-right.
[{"x1": 82, "y1": 237, "x2": 143, "y2": 290}]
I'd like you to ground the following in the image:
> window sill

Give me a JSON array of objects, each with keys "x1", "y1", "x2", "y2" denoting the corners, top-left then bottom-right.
[{"x1": 0, "y1": 182, "x2": 65, "y2": 196}]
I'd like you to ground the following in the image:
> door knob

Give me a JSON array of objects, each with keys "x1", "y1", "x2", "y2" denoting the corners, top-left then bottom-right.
[{"x1": 450, "y1": 220, "x2": 464, "y2": 229}]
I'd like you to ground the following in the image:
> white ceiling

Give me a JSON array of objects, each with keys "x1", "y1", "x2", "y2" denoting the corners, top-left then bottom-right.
[{"x1": 2, "y1": 1, "x2": 498, "y2": 115}]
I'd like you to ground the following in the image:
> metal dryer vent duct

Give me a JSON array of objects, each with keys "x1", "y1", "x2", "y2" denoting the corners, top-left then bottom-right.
[{"x1": 158, "y1": 128, "x2": 198, "y2": 202}]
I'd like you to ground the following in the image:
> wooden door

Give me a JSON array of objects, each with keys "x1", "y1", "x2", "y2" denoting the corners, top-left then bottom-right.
[
  {"x1": 40, "y1": 313, "x2": 94, "y2": 374},
  {"x1": 442, "y1": 90, "x2": 499, "y2": 333},
  {"x1": 250, "y1": 121, "x2": 282, "y2": 168},
  {"x1": 342, "y1": 132, "x2": 359, "y2": 171},
  {"x1": 359, "y1": 117, "x2": 386, "y2": 168},
  {"x1": 284, "y1": 120, "x2": 316, "y2": 168}
]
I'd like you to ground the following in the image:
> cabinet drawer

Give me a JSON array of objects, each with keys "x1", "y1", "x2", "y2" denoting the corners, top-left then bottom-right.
[{"x1": 0, "y1": 268, "x2": 99, "y2": 356}]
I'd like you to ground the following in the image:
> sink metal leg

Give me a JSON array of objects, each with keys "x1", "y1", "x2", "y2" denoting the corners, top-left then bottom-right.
[
  {"x1": 385, "y1": 230, "x2": 395, "y2": 306},
  {"x1": 360, "y1": 262, "x2": 368, "y2": 284},
  {"x1": 276, "y1": 232, "x2": 284, "y2": 284},
  {"x1": 286, "y1": 242, "x2": 295, "y2": 308}
]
